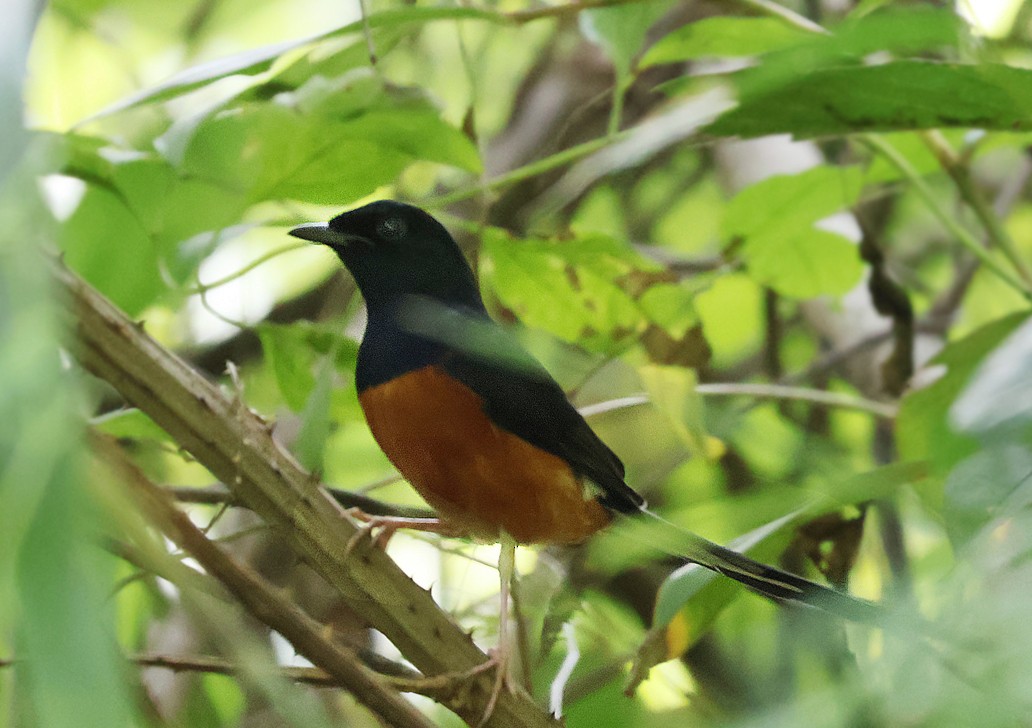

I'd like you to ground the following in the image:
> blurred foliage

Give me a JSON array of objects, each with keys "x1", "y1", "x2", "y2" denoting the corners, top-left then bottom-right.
[{"x1": 7, "y1": 0, "x2": 1032, "y2": 726}]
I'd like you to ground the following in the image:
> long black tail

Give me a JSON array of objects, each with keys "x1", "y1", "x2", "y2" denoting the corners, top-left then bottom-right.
[{"x1": 632, "y1": 508, "x2": 886, "y2": 625}]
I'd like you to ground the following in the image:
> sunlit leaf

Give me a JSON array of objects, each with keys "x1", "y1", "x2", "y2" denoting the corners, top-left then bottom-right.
[
  {"x1": 637, "y1": 283, "x2": 700, "y2": 339},
  {"x1": 482, "y1": 230, "x2": 651, "y2": 352},
  {"x1": 742, "y1": 226, "x2": 863, "y2": 298},
  {"x1": 176, "y1": 89, "x2": 478, "y2": 206},
  {"x1": 723, "y1": 166, "x2": 864, "y2": 241},
  {"x1": 722, "y1": 166, "x2": 864, "y2": 297},
  {"x1": 85, "y1": 5, "x2": 500, "y2": 119}
]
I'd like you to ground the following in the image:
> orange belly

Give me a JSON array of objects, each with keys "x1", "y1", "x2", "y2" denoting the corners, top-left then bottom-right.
[{"x1": 357, "y1": 365, "x2": 611, "y2": 544}]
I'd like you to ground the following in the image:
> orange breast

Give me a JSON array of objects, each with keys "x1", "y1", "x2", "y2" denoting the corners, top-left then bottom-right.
[{"x1": 358, "y1": 365, "x2": 611, "y2": 544}]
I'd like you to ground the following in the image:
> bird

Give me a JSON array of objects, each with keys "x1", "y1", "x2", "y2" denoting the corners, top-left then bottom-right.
[{"x1": 289, "y1": 200, "x2": 881, "y2": 717}]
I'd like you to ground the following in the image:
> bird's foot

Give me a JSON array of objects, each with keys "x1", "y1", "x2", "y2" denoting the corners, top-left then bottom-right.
[
  {"x1": 343, "y1": 509, "x2": 460, "y2": 555},
  {"x1": 438, "y1": 646, "x2": 516, "y2": 727}
]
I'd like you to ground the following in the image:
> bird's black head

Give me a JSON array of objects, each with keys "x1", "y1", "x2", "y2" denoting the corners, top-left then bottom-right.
[{"x1": 290, "y1": 200, "x2": 483, "y2": 312}]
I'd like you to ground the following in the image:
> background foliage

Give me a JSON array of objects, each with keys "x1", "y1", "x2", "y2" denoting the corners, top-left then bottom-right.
[{"x1": 4, "y1": 0, "x2": 1032, "y2": 726}]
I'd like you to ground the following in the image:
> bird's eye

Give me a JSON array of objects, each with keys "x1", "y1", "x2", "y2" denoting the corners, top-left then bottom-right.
[{"x1": 377, "y1": 217, "x2": 406, "y2": 241}]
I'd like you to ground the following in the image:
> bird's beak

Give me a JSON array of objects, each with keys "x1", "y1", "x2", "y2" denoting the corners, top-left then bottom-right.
[{"x1": 288, "y1": 222, "x2": 350, "y2": 247}]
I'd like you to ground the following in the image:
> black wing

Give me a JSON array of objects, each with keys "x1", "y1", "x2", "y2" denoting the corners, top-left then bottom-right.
[{"x1": 437, "y1": 325, "x2": 645, "y2": 514}]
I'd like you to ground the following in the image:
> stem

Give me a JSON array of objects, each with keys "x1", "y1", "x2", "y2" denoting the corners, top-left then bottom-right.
[
  {"x1": 578, "y1": 385, "x2": 897, "y2": 419},
  {"x1": 921, "y1": 130, "x2": 1032, "y2": 285},
  {"x1": 187, "y1": 242, "x2": 308, "y2": 295},
  {"x1": 862, "y1": 134, "x2": 1032, "y2": 300},
  {"x1": 425, "y1": 135, "x2": 622, "y2": 209},
  {"x1": 695, "y1": 382, "x2": 898, "y2": 418},
  {"x1": 608, "y1": 75, "x2": 626, "y2": 137},
  {"x1": 724, "y1": 0, "x2": 829, "y2": 34}
]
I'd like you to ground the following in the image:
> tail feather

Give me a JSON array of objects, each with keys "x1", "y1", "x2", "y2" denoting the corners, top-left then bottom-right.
[{"x1": 633, "y1": 508, "x2": 885, "y2": 625}]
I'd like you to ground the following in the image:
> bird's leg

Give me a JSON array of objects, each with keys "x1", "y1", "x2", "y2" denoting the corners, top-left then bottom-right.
[
  {"x1": 343, "y1": 509, "x2": 463, "y2": 554},
  {"x1": 343, "y1": 512, "x2": 520, "y2": 722},
  {"x1": 476, "y1": 533, "x2": 517, "y2": 725},
  {"x1": 379, "y1": 533, "x2": 520, "y2": 723}
]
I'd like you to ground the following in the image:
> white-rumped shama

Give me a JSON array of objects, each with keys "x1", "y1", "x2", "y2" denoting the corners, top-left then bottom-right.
[{"x1": 289, "y1": 200, "x2": 881, "y2": 640}]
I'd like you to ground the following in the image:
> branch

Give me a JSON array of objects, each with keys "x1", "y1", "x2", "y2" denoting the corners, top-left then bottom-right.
[
  {"x1": 56, "y1": 259, "x2": 556, "y2": 728},
  {"x1": 96, "y1": 433, "x2": 434, "y2": 728}
]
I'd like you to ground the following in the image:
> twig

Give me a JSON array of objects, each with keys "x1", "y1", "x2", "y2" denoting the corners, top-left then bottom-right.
[
  {"x1": 577, "y1": 386, "x2": 897, "y2": 419},
  {"x1": 131, "y1": 649, "x2": 468, "y2": 699},
  {"x1": 695, "y1": 383, "x2": 897, "y2": 418},
  {"x1": 134, "y1": 653, "x2": 339, "y2": 686},
  {"x1": 166, "y1": 483, "x2": 436, "y2": 519},
  {"x1": 185, "y1": 243, "x2": 308, "y2": 295},
  {"x1": 425, "y1": 135, "x2": 619, "y2": 209}
]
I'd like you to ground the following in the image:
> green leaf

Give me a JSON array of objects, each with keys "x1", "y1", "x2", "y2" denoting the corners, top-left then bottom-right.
[
  {"x1": 722, "y1": 166, "x2": 864, "y2": 242},
  {"x1": 92, "y1": 409, "x2": 173, "y2": 443},
  {"x1": 482, "y1": 230, "x2": 654, "y2": 352},
  {"x1": 52, "y1": 134, "x2": 251, "y2": 289},
  {"x1": 294, "y1": 354, "x2": 336, "y2": 473},
  {"x1": 897, "y1": 312, "x2": 1028, "y2": 476},
  {"x1": 722, "y1": 166, "x2": 864, "y2": 298},
  {"x1": 723, "y1": 6, "x2": 965, "y2": 102},
  {"x1": 641, "y1": 16, "x2": 811, "y2": 67},
  {"x1": 105, "y1": 155, "x2": 248, "y2": 272},
  {"x1": 638, "y1": 365, "x2": 708, "y2": 454},
  {"x1": 333, "y1": 109, "x2": 481, "y2": 173},
  {"x1": 85, "y1": 5, "x2": 500, "y2": 120},
  {"x1": 258, "y1": 322, "x2": 357, "y2": 412},
  {"x1": 59, "y1": 185, "x2": 164, "y2": 316},
  {"x1": 694, "y1": 273, "x2": 763, "y2": 365},
  {"x1": 943, "y1": 444, "x2": 1032, "y2": 542},
  {"x1": 581, "y1": 0, "x2": 674, "y2": 77},
  {"x1": 177, "y1": 88, "x2": 478, "y2": 205},
  {"x1": 202, "y1": 674, "x2": 246, "y2": 727},
  {"x1": 709, "y1": 62, "x2": 1032, "y2": 139},
  {"x1": 831, "y1": 5, "x2": 963, "y2": 57},
  {"x1": 819, "y1": 460, "x2": 929, "y2": 507},
  {"x1": 17, "y1": 458, "x2": 137, "y2": 728},
  {"x1": 637, "y1": 283, "x2": 699, "y2": 338},
  {"x1": 742, "y1": 227, "x2": 863, "y2": 298},
  {"x1": 951, "y1": 315, "x2": 1032, "y2": 434},
  {"x1": 259, "y1": 323, "x2": 317, "y2": 411},
  {"x1": 88, "y1": 38, "x2": 317, "y2": 119}
]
